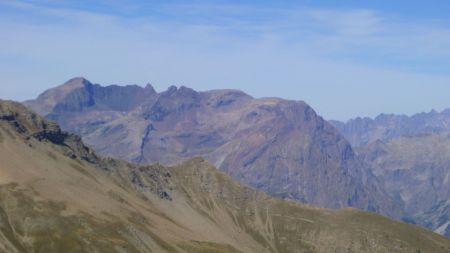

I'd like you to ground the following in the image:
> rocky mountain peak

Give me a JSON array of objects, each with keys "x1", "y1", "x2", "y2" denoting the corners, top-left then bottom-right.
[
  {"x1": 144, "y1": 83, "x2": 156, "y2": 93},
  {"x1": 163, "y1": 85, "x2": 198, "y2": 97},
  {"x1": 61, "y1": 76, "x2": 91, "y2": 88},
  {"x1": 23, "y1": 77, "x2": 93, "y2": 116},
  {"x1": 40, "y1": 77, "x2": 93, "y2": 102},
  {"x1": 166, "y1": 85, "x2": 178, "y2": 94},
  {"x1": 25, "y1": 78, "x2": 164, "y2": 119}
]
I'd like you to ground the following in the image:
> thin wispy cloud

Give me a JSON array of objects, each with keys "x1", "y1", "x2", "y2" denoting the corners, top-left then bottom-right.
[
  {"x1": 2, "y1": 0, "x2": 450, "y2": 63},
  {"x1": 1, "y1": 0, "x2": 450, "y2": 120}
]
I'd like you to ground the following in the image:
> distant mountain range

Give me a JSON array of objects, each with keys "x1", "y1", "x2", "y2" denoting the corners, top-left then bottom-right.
[
  {"x1": 356, "y1": 133, "x2": 450, "y2": 236},
  {"x1": 24, "y1": 78, "x2": 401, "y2": 218},
  {"x1": 330, "y1": 110, "x2": 450, "y2": 147},
  {"x1": 331, "y1": 110, "x2": 450, "y2": 236},
  {"x1": 2, "y1": 100, "x2": 448, "y2": 252}
]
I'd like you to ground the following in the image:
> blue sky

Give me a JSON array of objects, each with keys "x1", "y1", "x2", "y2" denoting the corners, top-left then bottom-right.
[{"x1": 1, "y1": 0, "x2": 450, "y2": 120}]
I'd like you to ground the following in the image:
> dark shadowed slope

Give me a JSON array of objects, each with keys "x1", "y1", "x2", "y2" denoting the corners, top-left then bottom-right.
[
  {"x1": 1, "y1": 99, "x2": 449, "y2": 252},
  {"x1": 24, "y1": 78, "x2": 400, "y2": 218}
]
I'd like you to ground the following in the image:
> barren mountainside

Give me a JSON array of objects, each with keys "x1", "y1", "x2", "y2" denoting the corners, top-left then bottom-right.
[
  {"x1": 24, "y1": 78, "x2": 400, "y2": 217},
  {"x1": 1, "y1": 100, "x2": 450, "y2": 252},
  {"x1": 331, "y1": 109, "x2": 450, "y2": 237},
  {"x1": 357, "y1": 133, "x2": 450, "y2": 237}
]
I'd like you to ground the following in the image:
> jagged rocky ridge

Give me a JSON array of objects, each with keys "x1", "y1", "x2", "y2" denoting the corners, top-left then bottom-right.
[
  {"x1": 24, "y1": 78, "x2": 401, "y2": 218},
  {"x1": 330, "y1": 109, "x2": 450, "y2": 147},
  {"x1": 1, "y1": 99, "x2": 450, "y2": 252}
]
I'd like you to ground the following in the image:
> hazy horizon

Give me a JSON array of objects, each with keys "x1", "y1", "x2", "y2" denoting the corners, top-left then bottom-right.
[{"x1": 1, "y1": 0, "x2": 450, "y2": 120}]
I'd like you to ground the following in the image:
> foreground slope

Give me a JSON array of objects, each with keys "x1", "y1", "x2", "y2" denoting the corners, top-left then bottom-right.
[
  {"x1": 1, "y1": 101, "x2": 450, "y2": 252},
  {"x1": 24, "y1": 78, "x2": 399, "y2": 218}
]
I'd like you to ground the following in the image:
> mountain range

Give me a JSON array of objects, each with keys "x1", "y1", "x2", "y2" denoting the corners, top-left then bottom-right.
[
  {"x1": 331, "y1": 110, "x2": 450, "y2": 236},
  {"x1": 330, "y1": 110, "x2": 450, "y2": 147},
  {"x1": 22, "y1": 77, "x2": 450, "y2": 239},
  {"x1": 356, "y1": 132, "x2": 450, "y2": 236},
  {"x1": 2, "y1": 100, "x2": 448, "y2": 252},
  {"x1": 24, "y1": 78, "x2": 400, "y2": 218}
]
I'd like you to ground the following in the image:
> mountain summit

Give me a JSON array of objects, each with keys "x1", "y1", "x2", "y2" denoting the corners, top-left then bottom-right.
[{"x1": 24, "y1": 77, "x2": 91, "y2": 115}]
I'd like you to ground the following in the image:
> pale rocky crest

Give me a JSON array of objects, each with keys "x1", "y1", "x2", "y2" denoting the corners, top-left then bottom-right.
[
  {"x1": 24, "y1": 78, "x2": 401, "y2": 218},
  {"x1": 1, "y1": 99, "x2": 449, "y2": 252}
]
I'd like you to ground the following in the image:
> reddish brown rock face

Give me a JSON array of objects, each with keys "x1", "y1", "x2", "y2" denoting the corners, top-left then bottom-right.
[{"x1": 24, "y1": 78, "x2": 400, "y2": 217}]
